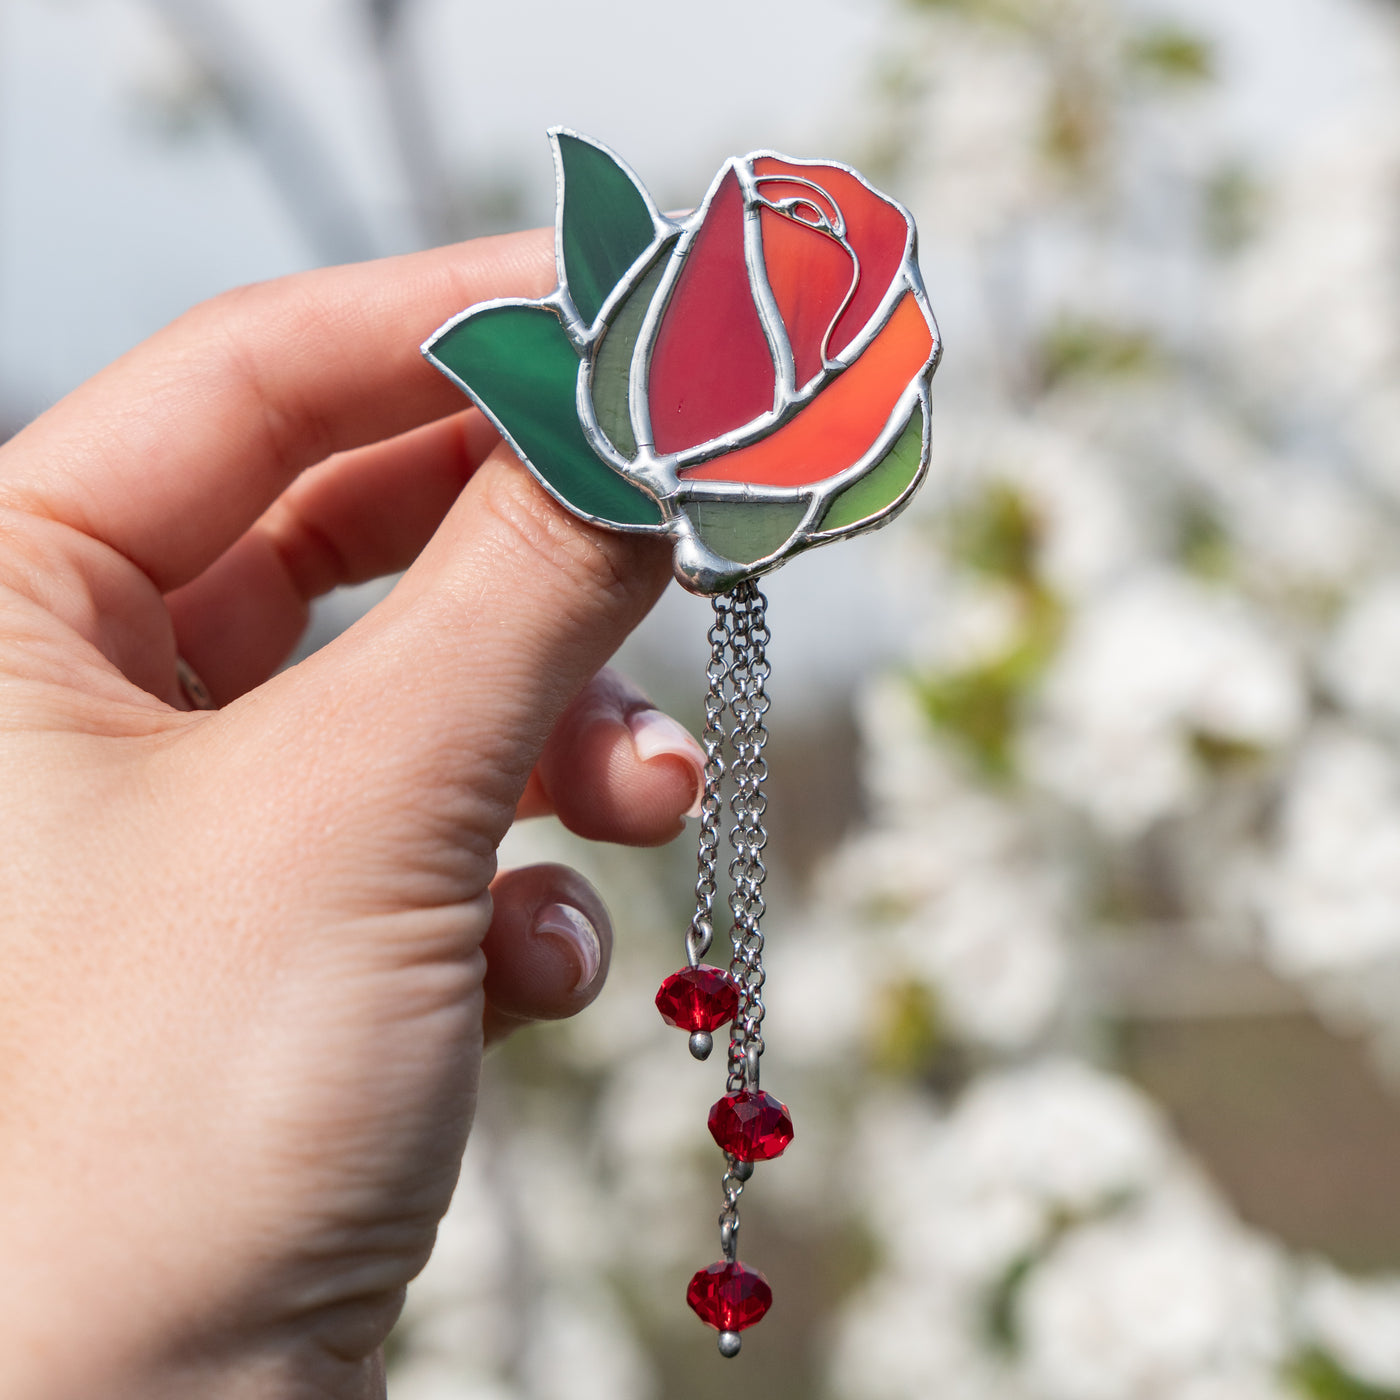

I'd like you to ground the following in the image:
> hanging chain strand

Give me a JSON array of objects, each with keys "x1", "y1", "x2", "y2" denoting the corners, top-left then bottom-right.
[
  {"x1": 715, "y1": 580, "x2": 771, "y2": 1269},
  {"x1": 726, "y1": 582, "x2": 771, "y2": 1093},
  {"x1": 686, "y1": 598, "x2": 733, "y2": 970}
]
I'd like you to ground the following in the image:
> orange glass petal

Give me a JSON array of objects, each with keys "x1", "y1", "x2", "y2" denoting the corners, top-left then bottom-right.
[
  {"x1": 760, "y1": 206, "x2": 854, "y2": 389},
  {"x1": 679, "y1": 293, "x2": 933, "y2": 489},
  {"x1": 648, "y1": 168, "x2": 776, "y2": 455},
  {"x1": 753, "y1": 157, "x2": 910, "y2": 360}
]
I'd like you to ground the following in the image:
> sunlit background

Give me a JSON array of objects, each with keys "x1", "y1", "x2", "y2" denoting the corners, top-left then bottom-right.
[{"x1": 12, "y1": 0, "x2": 1400, "y2": 1396}]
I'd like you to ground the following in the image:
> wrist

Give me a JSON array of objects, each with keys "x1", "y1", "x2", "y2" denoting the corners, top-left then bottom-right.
[
  {"x1": 6, "y1": 1315, "x2": 386, "y2": 1400},
  {"x1": 1, "y1": 1211, "x2": 387, "y2": 1400}
]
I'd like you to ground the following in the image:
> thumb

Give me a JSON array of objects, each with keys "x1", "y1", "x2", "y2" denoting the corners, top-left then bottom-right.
[{"x1": 211, "y1": 442, "x2": 674, "y2": 914}]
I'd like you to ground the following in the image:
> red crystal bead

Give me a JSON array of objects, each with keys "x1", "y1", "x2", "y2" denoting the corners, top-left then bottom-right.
[
  {"x1": 686, "y1": 1260, "x2": 773, "y2": 1332},
  {"x1": 655, "y1": 965, "x2": 740, "y2": 1033},
  {"x1": 707, "y1": 1089, "x2": 794, "y2": 1162}
]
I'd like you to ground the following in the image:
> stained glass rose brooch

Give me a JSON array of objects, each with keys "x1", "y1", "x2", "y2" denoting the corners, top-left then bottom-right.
[{"x1": 423, "y1": 129, "x2": 941, "y2": 594}]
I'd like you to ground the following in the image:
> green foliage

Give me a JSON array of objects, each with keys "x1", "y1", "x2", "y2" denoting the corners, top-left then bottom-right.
[
  {"x1": 983, "y1": 1193, "x2": 1140, "y2": 1355},
  {"x1": 1041, "y1": 77, "x2": 1106, "y2": 177},
  {"x1": 1126, "y1": 23, "x2": 1215, "y2": 85},
  {"x1": 919, "y1": 484, "x2": 1063, "y2": 778},
  {"x1": 1176, "y1": 499, "x2": 1232, "y2": 580},
  {"x1": 984, "y1": 1252, "x2": 1035, "y2": 1352},
  {"x1": 1204, "y1": 161, "x2": 1266, "y2": 254},
  {"x1": 917, "y1": 587, "x2": 1063, "y2": 779},
  {"x1": 860, "y1": 888, "x2": 925, "y2": 924},
  {"x1": 950, "y1": 481, "x2": 1041, "y2": 584},
  {"x1": 869, "y1": 978, "x2": 945, "y2": 1076},
  {"x1": 1291, "y1": 1349, "x2": 1400, "y2": 1400},
  {"x1": 1189, "y1": 730, "x2": 1267, "y2": 773},
  {"x1": 1039, "y1": 317, "x2": 1161, "y2": 388}
]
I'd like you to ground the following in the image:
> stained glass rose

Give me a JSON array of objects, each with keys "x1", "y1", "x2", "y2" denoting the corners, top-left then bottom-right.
[{"x1": 424, "y1": 130, "x2": 941, "y2": 593}]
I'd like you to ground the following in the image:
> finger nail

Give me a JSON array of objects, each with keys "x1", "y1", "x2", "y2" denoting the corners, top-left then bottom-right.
[
  {"x1": 535, "y1": 902, "x2": 602, "y2": 993},
  {"x1": 626, "y1": 709, "x2": 706, "y2": 819}
]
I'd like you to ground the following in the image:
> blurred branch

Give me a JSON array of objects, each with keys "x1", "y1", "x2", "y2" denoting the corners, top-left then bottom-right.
[
  {"x1": 364, "y1": 0, "x2": 454, "y2": 246},
  {"x1": 143, "y1": 0, "x2": 382, "y2": 263}
]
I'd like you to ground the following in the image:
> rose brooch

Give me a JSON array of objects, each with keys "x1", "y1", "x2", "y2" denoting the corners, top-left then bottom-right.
[{"x1": 424, "y1": 130, "x2": 941, "y2": 1356}]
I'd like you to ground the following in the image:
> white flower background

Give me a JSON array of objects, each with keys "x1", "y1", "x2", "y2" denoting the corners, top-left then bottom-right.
[
  {"x1": 391, "y1": 1, "x2": 1400, "y2": 1393},
  {"x1": 14, "y1": 0, "x2": 1400, "y2": 1396}
]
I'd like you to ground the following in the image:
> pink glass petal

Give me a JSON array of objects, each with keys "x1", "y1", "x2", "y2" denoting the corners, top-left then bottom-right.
[
  {"x1": 648, "y1": 169, "x2": 776, "y2": 454},
  {"x1": 754, "y1": 157, "x2": 911, "y2": 359}
]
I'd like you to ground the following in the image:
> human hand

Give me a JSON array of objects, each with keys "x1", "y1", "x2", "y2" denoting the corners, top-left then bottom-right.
[{"x1": 0, "y1": 233, "x2": 704, "y2": 1399}]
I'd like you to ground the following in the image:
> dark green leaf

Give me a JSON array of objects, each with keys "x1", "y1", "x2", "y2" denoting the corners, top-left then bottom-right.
[
  {"x1": 425, "y1": 302, "x2": 662, "y2": 528},
  {"x1": 556, "y1": 132, "x2": 658, "y2": 328}
]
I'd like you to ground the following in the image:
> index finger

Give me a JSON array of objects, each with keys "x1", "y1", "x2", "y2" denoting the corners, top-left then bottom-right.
[{"x1": 0, "y1": 230, "x2": 555, "y2": 591}]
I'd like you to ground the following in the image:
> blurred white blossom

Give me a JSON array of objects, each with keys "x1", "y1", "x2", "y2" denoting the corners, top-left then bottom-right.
[
  {"x1": 941, "y1": 1061, "x2": 1170, "y2": 1219},
  {"x1": 830, "y1": 1274, "x2": 1023, "y2": 1400},
  {"x1": 1323, "y1": 576, "x2": 1400, "y2": 731},
  {"x1": 393, "y1": 0, "x2": 1400, "y2": 1394},
  {"x1": 1298, "y1": 1261, "x2": 1400, "y2": 1390},
  {"x1": 1024, "y1": 571, "x2": 1304, "y2": 835},
  {"x1": 1019, "y1": 1191, "x2": 1287, "y2": 1400},
  {"x1": 897, "y1": 869, "x2": 1065, "y2": 1048},
  {"x1": 518, "y1": 1289, "x2": 656, "y2": 1400},
  {"x1": 1226, "y1": 101, "x2": 1400, "y2": 422},
  {"x1": 842, "y1": 1064, "x2": 1172, "y2": 1317},
  {"x1": 1256, "y1": 726, "x2": 1400, "y2": 977},
  {"x1": 996, "y1": 425, "x2": 1142, "y2": 603}
]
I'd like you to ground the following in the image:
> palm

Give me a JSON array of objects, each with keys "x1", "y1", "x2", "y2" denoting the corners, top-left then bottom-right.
[{"x1": 0, "y1": 236, "x2": 696, "y2": 1400}]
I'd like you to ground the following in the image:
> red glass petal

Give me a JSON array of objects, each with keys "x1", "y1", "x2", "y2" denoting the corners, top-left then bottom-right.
[
  {"x1": 754, "y1": 157, "x2": 911, "y2": 359},
  {"x1": 708, "y1": 1089, "x2": 794, "y2": 1162},
  {"x1": 648, "y1": 169, "x2": 775, "y2": 454},
  {"x1": 686, "y1": 1260, "x2": 773, "y2": 1331},
  {"x1": 759, "y1": 206, "x2": 855, "y2": 390},
  {"x1": 680, "y1": 292, "x2": 934, "y2": 488},
  {"x1": 753, "y1": 177, "x2": 840, "y2": 229},
  {"x1": 655, "y1": 966, "x2": 740, "y2": 1032}
]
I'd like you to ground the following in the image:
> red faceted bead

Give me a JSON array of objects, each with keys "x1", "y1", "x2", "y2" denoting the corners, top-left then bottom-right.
[
  {"x1": 655, "y1": 966, "x2": 740, "y2": 1033},
  {"x1": 686, "y1": 1260, "x2": 772, "y2": 1332},
  {"x1": 708, "y1": 1089, "x2": 794, "y2": 1162}
]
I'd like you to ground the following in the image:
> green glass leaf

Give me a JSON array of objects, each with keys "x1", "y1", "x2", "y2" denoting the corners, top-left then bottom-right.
[
  {"x1": 557, "y1": 132, "x2": 658, "y2": 328},
  {"x1": 684, "y1": 498, "x2": 809, "y2": 565},
  {"x1": 426, "y1": 303, "x2": 662, "y2": 528},
  {"x1": 817, "y1": 403, "x2": 925, "y2": 533},
  {"x1": 590, "y1": 252, "x2": 670, "y2": 460}
]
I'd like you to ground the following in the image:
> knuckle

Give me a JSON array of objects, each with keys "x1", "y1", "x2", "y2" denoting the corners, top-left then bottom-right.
[
  {"x1": 186, "y1": 280, "x2": 338, "y2": 471},
  {"x1": 475, "y1": 458, "x2": 655, "y2": 619}
]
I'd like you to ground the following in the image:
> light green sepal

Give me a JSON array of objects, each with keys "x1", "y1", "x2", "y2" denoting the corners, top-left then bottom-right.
[
  {"x1": 817, "y1": 404, "x2": 925, "y2": 534},
  {"x1": 590, "y1": 252, "x2": 669, "y2": 460},
  {"x1": 426, "y1": 302, "x2": 663, "y2": 529},
  {"x1": 684, "y1": 499, "x2": 809, "y2": 565}
]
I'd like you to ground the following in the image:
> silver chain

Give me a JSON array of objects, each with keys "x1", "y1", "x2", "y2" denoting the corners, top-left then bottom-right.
[
  {"x1": 685, "y1": 602, "x2": 732, "y2": 967},
  {"x1": 685, "y1": 581, "x2": 772, "y2": 1268},
  {"x1": 724, "y1": 584, "x2": 771, "y2": 1097}
]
